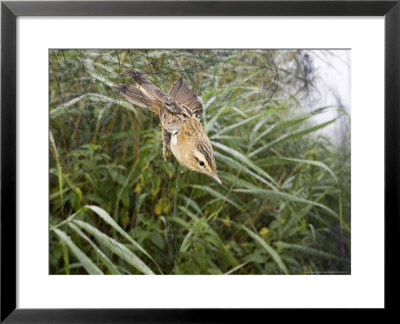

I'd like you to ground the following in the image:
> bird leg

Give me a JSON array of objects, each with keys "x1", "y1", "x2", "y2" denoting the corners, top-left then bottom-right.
[{"x1": 162, "y1": 128, "x2": 171, "y2": 161}]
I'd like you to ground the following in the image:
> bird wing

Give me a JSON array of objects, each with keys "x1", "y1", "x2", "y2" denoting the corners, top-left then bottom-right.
[
  {"x1": 168, "y1": 78, "x2": 203, "y2": 116},
  {"x1": 124, "y1": 71, "x2": 192, "y2": 118},
  {"x1": 159, "y1": 107, "x2": 188, "y2": 134}
]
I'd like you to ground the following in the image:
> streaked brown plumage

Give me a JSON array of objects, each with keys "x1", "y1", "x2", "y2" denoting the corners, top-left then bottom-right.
[{"x1": 114, "y1": 71, "x2": 221, "y2": 184}]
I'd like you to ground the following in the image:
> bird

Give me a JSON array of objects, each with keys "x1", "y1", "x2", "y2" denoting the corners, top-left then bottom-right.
[{"x1": 114, "y1": 71, "x2": 221, "y2": 184}]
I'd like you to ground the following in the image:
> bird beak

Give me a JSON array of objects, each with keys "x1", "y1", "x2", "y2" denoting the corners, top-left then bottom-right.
[{"x1": 210, "y1": 172, "x2": 222, "y2": 184}]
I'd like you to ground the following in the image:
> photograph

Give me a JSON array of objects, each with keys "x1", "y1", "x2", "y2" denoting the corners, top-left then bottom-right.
[{"x1": 49, "y1": 49, "x2": 351, "y2": 275}]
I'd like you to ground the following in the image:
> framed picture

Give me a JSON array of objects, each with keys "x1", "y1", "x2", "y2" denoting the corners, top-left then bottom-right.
[{"x1": 1, "y1": 0, "x2": 398, "y2": 321}]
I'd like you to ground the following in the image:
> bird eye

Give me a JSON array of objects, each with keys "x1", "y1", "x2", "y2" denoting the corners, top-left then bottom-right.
[{"x1": 199, "y1": 161, "x2": 205, "y2": 167}]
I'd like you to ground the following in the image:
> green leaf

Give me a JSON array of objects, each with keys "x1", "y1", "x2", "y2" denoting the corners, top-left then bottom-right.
[
  {"x1": 204, "y1": 106, "x2": 230, "y2": 132},
  {"x1": 72, "y1": 220, "x2": 154, "y2": 275},
  {"x1": 213, "y1": 108, "x2": 278, "y2": 137},
  {"x1": 179, "y1": 206, "x2": 239, "y2": 267},
  {"x1": 276, "y1": 242, "x2": 347, "y2": 261},
  {"x1": 191, "y1": 185, "x2": 244, "y2": 212},
  {"x1": 234, "y1": 188, "x2": 339, "y2": 219},
  {"x1": 69, "y1": 223, "x2": 121, "y2": 274},
  {"x1": 83, "y1": 205, "x2": 158, "y2": 268},
  {"x1": 60, "y1": 239, "x2": 70, "y2": 274},
  {"x1": 277, "y1": 157, "x2": 338, "y2": 184},
  {"x1": 53, "y1": 228, "x2": 103, "y2": 275},
  {"x1": 214, "y1": 152, "x2": 275, "y2": 188},
  {"x1": 180, "y1": 195, "x2": 203, "y2": 216},
  {"x1": 50, "y1": 93, "x2": 136, "y2": 118},
  {"x1": 249, "y1": 119, "x2": 337, "y2": 157},
  {"x1": 49, "y1": 131, "x2": 64, "y2": 207},
  {"x1": 212, "y1": 141, "x2": 277, "y2": 188},
  {"x1": 238, "y1": 224, "x2": 288, "y2": 274},
  {"x1": 224, "y1": 261, "x2": 251, "y2": 275}
]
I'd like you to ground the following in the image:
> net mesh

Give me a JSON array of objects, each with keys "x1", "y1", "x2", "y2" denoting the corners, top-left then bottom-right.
[{"x1": 49, "y1": 49, "x2": 350, "y2": 275}]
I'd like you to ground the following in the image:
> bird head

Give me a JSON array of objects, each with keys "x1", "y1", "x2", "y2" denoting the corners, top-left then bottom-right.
[
  {"x1": 189, "y1": 140, "x2": 221, "y2": 184},
  {"x1": 170, "y1": 119, "x2": 221, "y2": 184}
]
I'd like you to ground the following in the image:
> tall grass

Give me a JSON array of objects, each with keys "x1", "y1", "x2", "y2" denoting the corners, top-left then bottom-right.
[{"x1": 49, "y1": 49, "x2": 350, "y2": 275}]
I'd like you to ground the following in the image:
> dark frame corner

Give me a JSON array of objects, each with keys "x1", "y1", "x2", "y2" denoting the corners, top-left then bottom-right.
[{"x1": 1, "y1": 1, "x2": 399, "y2": 322}]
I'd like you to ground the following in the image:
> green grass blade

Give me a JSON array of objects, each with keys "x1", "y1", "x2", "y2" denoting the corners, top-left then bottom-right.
[
  {"x1": 212, "y1": 141, "x2": 277, "y2": 188},
  {"x1": 191, "y1": 185, "x2": 244, "y2": 212},
  {"x1": 224, "y1": 261, "x2": 251, "y2": 275},
  {"x1": 53, "y1": 228, "x2": 103, "y2": 275},
  {"x1": 249, "y1": 119, "x2": 337, "y2": 157},
  {"x1": 60, "y1": 239, "x2": 70, "y2": 274},
  {"x1": 253, "y1": 115, "x2": 309, "y2": 144},
  {"x1": 49, "y1": 131, "x2": 64, "y2": 211},
  {"x1": 83, "y1": 205, "x2": 158, "y2": 268},
  {"x1": 73, "y1": 220, "x2": 154, "y2": 275},
  {"x1": 213, "y1": 109, "x2": 278, "y2": 137},
  {"x1": 214, "y1": 152, "x2": 276, "y2": 188},
  {"x1": 234, "y1": 188, "x2": 338, "y2": 218},
  {"x1": 278, "y1": 157, "x2": 338, "y2": 184},
  {"x1": 179, "y1": 206, "x2": 239, "y2": 267},
  {"x1": 204, "y1": 106, "x2": 230, "y2": 132},
  {"x1": 276, "y1": 242, "x2": 347, "y2": 261},
  {"x1": 179, "y1": 231, "x2": 194, "y2": 253},
  {"x1": 252, "y1": 107, "x2": 333, "y2": 144},
  {"x1": 50, "y1": 93, "x2": 135, "y2": 118},
  {"x1": 237, "y1": 224, "x2": 288, "y2": 274},
  {"x1": 68, "y1": 223, "x2": 121, "y2": 274}
]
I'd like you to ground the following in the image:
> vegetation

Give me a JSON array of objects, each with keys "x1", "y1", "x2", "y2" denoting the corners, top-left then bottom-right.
[{"x1": 49, "y1": 49, "x2": 350, "y2": 275}]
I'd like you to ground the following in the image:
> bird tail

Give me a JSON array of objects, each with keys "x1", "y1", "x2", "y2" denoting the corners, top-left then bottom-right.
[
  {"x1": 113, "y1": 83, "x2": 162, "y2": 114},
  {"x1": 123, "y1": 71, "x2": 170, "y2": 103},
  {"x1": 115, "y1": 71, "x2": 167, "y2": 114}
]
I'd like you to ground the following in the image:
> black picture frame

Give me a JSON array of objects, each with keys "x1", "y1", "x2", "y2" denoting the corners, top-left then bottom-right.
[{"x1": 1, "y1": 0, "x2": 398, "y2": 322}]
